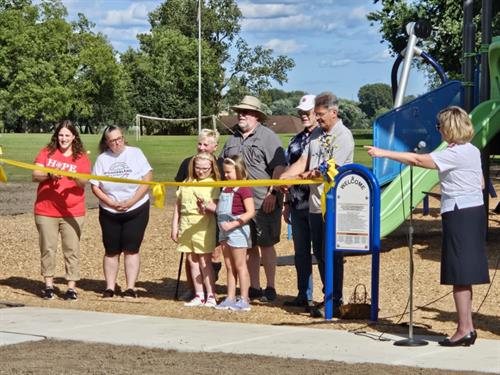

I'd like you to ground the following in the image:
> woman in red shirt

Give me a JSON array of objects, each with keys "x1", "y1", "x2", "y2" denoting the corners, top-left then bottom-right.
[{"x1": 32, "y1": 120, "x2": 91, "y2": 301}]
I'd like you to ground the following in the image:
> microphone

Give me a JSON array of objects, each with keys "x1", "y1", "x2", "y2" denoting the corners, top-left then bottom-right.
[{"x1": 413, "y1": 140, "x2": 426, "y2": 153}]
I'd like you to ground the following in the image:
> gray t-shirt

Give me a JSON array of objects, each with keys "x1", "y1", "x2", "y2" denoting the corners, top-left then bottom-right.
[
  {"x1": 303, "y1": 119, "x2": 354, "y2": 213},
  {"x1": 221, "y1": 124, "x2": 286, "y2": 208}
]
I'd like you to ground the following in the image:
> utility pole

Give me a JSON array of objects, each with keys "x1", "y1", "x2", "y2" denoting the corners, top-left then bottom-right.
[{"x1": 197, "y1": 0, "x2": 202, "y2": 134}]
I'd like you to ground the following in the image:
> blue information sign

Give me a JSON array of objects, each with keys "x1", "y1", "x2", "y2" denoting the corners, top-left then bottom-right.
[{"x1": 324, "y1": 164, "x2": 381, "y2": 321}]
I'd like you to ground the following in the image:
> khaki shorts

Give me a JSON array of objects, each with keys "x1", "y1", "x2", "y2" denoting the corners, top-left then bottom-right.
[{"x1": 35, "y1": 215, "x2": 85, "y2": 281}]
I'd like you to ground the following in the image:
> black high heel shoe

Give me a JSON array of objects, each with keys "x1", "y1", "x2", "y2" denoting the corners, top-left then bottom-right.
[
  {"x1": 470, "y1": 330, "x2": 477, "y2": 345},
  {"x1": 438, "y1": 332, "x2": 475, "y2": 347}
]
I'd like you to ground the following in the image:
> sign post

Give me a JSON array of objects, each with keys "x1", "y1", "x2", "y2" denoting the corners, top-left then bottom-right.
[{"x1": 324, "y1": 164, "x2": 380, "y2": 321}]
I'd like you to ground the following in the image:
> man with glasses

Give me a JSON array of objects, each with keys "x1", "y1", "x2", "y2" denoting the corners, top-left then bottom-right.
[
  {"x1": 221, "y1": 95, "x2": 287, "y2": 302},
  {"x1": 282, "y1": 94, "x2": 317, "y2": 310},
  {"x1": 280, "y1": 92, "x2": 354, "y2": 317}
]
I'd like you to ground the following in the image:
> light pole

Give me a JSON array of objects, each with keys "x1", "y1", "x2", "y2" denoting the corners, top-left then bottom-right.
[{"x1": 197, "y1": 0, "x2": 202, "y2": 134}]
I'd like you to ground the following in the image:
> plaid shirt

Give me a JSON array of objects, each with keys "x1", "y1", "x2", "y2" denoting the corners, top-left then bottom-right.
[{"x1": 286, "y1": 127, "x2": 316, "y2": 210}]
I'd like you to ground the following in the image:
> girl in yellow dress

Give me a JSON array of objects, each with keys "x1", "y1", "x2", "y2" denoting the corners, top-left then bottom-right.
[{"x1": 171, "y1": 152, "x2": 220, "y2": 307}]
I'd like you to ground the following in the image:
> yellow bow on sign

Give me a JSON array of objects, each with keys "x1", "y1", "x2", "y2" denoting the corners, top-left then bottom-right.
[{"x1": 320, "y1": 159, "x2": 339, "y2": 217}]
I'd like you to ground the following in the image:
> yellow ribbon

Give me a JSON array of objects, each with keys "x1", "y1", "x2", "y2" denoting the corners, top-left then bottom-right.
[
  {"x1": 151, "y1": 184, "x2": 166, "y2": 208},
  {"x1": 320, "y1": 159, "x2": 339, "y2": 217},
  {"x1": 0, "y1": 157, "x2": 324, "y2": 208},
  {"x1": 0, "y1": 147, "x2": 6, "y2": 183}
]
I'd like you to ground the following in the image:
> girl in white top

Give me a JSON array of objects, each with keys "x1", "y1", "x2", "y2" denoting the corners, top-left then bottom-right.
[{"x1": 365, "y1": 106, "x2": 489, "y2": 347}]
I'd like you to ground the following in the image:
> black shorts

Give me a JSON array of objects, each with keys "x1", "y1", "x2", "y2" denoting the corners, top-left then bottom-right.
[{"x1": 98, "y1": 201, "x2": 150, "y2": 256}]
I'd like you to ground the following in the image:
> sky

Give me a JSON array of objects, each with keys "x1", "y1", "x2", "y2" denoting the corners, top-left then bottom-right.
[{"x1": 60, "y1": 0, "x2": 429, "y2": 101}]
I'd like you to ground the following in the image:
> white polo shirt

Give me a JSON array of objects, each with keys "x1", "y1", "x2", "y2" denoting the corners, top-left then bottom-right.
[{"x1": 430, "y1": 143, "x2": 483, "y2": 214}]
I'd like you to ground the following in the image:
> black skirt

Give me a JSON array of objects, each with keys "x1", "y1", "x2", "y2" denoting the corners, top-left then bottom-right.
[{"x1": 441, "y1": 205, "x2": 490, "y2": 285}]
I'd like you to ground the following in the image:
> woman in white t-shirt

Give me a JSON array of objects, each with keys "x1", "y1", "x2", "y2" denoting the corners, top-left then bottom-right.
[
  {"x1": 91, "y1": 126, "x2": 153, "y2": 299},
  {"x1": 365, "y1": 106, "x2": 489, "y2": 347}
]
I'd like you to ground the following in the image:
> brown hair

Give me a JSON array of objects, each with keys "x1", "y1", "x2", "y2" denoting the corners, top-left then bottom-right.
[
  {"x1": 46, "y1": 120, "x2": 85, "y2": 161},
  {"x1": 437, "y1": 106, "x2": 474, "y2": 144},
  {"x1": 98, "y1": 125, "x2": 128, "y2": 154},
  {"x1": 223, "y1": 155, "x2": 248, "y2": 180},
  {"x1": 187, "y1": 152, "x2": 221, "y2": 181}
]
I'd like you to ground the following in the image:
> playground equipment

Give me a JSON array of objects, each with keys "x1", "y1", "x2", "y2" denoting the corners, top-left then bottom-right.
[{"x1": 378, "y1": 36, "x2": 500, "y2": 238}]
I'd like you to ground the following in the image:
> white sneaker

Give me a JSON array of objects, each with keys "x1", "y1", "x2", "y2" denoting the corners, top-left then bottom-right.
[
  {"x1": 184, "y1": 294, "x2": 205, "y2": 307},
  {"x1": 204, "y1": 295, "x2": 217, "y2": 308}
]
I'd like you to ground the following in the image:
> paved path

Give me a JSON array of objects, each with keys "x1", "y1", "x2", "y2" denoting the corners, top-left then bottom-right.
[{"x1": 1, "y1": 307, "x2": 499, "y2": 373}]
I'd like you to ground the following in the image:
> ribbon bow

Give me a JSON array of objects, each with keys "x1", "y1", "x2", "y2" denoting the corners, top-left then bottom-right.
[{"x1": 319, "y1": 159, "x2": 338, "y2": 216}]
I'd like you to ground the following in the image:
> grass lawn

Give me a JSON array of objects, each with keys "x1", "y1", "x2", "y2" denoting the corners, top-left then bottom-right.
[{"x1": 0, "y1": 131, "x2": 373, "y2": 182}]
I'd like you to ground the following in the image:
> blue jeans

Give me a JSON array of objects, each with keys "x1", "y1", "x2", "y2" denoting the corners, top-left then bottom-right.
[
  {"x1": 290, "y1": 208, "x2": 313, "y2": 300},
  {"x1": 309, "y1": 213, "x2": 343, "y2": 305}
]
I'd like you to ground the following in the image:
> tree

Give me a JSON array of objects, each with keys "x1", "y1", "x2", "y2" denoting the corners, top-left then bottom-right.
[
  {"x1": 357, "y1": 83, "x2": 393, "y2": 119},
  {"x1": 263, "y1": 89, "x2": 306, "y2": 115},
  {"x1": 0, "y1": 0, "x2": 132, "y2": 132},
  {"x1": 122, "y1": 28, "x2": 220, "y2": 127},
  {"x1": 368, "y1": 0, "x2": 500, "y2": 82},
  {"x1": 338, "y1": 99, "x2": 369, "y2": 129},
  {"x1": 131, "y1": 0, "x2": 295, "y2": 118}
]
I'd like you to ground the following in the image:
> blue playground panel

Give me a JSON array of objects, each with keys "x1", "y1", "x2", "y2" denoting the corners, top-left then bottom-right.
[{"x1": 373, "y1": 80, "x2": 463, "y2": 185}]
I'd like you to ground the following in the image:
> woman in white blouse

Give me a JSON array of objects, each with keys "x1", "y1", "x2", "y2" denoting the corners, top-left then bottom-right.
[{"x1": 365, "y1": 106, "x2": 490, "y2": 347}]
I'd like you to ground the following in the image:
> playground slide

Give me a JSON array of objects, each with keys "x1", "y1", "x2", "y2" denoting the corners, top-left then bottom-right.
[{"x1": 380, "y1": 99, "x2": 500, "y2": 238}]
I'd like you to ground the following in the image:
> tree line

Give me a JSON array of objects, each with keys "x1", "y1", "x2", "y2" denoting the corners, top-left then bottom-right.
[
  {"x1": 0, "y1": 0, "x2": 295, "y2": 133},
  {"x1": 1, "y1": 0, "x2": 496, "y2": 133}
]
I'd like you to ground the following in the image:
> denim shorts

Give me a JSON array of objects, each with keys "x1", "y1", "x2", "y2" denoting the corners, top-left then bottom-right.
[{"x1": 218, "y1": 214, "x2": 252, "y2": 248}]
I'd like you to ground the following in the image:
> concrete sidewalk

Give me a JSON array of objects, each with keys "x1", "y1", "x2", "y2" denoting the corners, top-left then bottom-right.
[{"x1": 1, "y1": 307, "x2": 499, "y2": 373}]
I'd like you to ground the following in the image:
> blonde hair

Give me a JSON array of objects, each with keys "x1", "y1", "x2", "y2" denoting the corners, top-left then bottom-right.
[
  {"x1": 223, "y1": 155, "x2": 248, "y2": 180},
  {"x1": 437, "y1": 106, "x2": 474, "y2": 144},
  {"x1": 198, "y1": 128, "x2": 219, "y2": 144},
  {"x1": 187, "y1": 152, "x2": 220, "y2": 181}
]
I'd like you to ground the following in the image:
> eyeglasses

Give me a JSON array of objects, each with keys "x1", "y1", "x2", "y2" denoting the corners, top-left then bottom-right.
[
  {"x1": 315, "y1": 110, "x2": 330, "y2": 118},
  {"x1": 107, "y1": 136, "x2": 124, "y2": 144},
  {"x1": 298, "y1": 110, "x2": 311, "y2": 117},
  {"x1": 194, "y1": 166, "x2": 211, "y2": 172},
  {"x1": 435, "y1": 122, "x2": 441, "y2": 130},
  {"x1": 238, "y1": 110, "x2": 258, "y2": 117}
]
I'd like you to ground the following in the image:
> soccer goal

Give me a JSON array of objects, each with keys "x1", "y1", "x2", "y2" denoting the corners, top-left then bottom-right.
[{"x1": 134, "y1": 114, "x2": 218, "y2": 141}]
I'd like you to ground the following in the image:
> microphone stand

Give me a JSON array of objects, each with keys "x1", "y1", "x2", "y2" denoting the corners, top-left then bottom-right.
[{"x1": 394, "y1": 163, "x2": 428, "y2": 346}]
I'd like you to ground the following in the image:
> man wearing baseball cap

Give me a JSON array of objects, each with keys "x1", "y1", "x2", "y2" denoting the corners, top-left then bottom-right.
[
  {"x1": 283, "y1": 94, "x2": 318, "y2": 309},
  {"x1": 221, "y1": 95, "x2": 287, "y2": 303}
]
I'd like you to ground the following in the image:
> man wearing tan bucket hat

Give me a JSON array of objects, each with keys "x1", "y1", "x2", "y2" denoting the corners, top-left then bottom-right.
[{"x1": 221, "y1": 95, "x2": 287, "y2": 303}]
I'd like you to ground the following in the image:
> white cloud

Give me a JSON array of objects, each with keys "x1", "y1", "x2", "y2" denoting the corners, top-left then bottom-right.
[
  {"x1": 348, "y1": 6, "x2": 369, "y2": 21},
  {"x1": 357, "y1": 49, "x2": 392, "y2": 64},
  {"x1": 97, "y1": 26, "x2": 149, "y2": 44},
  {"x1": 264, "y1": 38, "x2": 303, "y2": 54},
  {"x1": 242, "y1": 14, "x2": 313, "y2": 31},
  {"x1": 100, "y1": 2, "x2": 154, "y2": 26},
  {"x1": 239, "y1": 2, "x2": 298, "y2": 18},
  {"x1": 319, "y1": 59, "x2": 351, "y2": 68}
]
